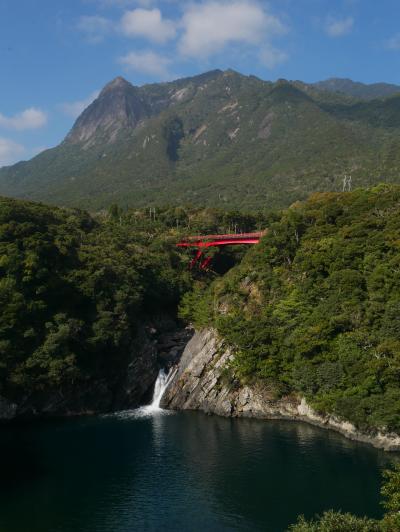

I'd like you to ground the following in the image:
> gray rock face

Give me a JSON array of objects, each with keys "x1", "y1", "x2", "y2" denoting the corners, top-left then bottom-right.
[
  {"x1": 65, "y1": 77, "x2": 150, "y2": 148},
  {"x1": 162, "y1": 329, "x2": 298, "y2": 418},
  {"x1": 63, "y1": 72, "x2": 226, "y2": 149},
  {"x1": 162, "y1": 329, "x2": 400, "y2": 451},
  {"x1": 112, "y1": 325, "x2": 159, "y2": 411},
  {"x1": 113, "y1": 325, "x2": 193, "y2": 410}
]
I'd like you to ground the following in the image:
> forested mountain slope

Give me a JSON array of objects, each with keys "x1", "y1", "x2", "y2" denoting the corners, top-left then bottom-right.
[
  {"x1": 2, "y1": 71, "x2": 400, "y2": 210},
  {"x1": 181, "y1": 184, "x2": 400, "y2": 433}
]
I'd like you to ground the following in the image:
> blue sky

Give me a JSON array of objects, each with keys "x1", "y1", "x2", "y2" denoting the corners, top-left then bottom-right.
[{"x1": 1, "y1": 0, "x2": 400, "y2": 167}]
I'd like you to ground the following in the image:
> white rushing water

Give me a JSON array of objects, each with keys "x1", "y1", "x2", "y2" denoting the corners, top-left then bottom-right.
[
  {"x1": 112, "y1": 368, "x2": 176, "y2": 419},
  {"x1": 148, "y1": 368, "x2": 175, "y2": 411}
]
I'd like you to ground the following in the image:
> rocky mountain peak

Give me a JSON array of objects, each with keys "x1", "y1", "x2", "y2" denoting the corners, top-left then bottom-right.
[
  {"x1": 65, "y1": 75, "x2": 148, "y2": 148},
  {"x1": 100, "y1": 76, "x2": 133, "y2": 95}
]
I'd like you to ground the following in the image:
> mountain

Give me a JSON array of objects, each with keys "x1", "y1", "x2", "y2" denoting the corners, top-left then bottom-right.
[
  {"x1": 65, "y1": 76, "x2": 149, "y2": 147},
  {"x1": 1, "y1": 69, "x2": 400, "y2": 211},
  {"x1": 312, "y1": 77, "x2": 400, "y2": 100}
]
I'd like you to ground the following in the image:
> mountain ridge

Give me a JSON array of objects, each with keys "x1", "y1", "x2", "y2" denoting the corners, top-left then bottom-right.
[
  {"x1": 2, "y1": 69, "x2": 400, "y2": 211},
  {"x1": 312, "y1": 77, "x2": 400, "y2": 100}
]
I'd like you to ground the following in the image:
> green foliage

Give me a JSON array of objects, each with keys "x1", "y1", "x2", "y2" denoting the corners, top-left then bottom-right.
[
  {"x1": 108, "y1": 203, "x2": 122, "y2": 221},
  {"x1": 381, "y1": 464, "x2": 400, "y2": 530},
  {"x1": 288, "y1": 510, "x2": 380, "y2": 532},
  {"x1": 0, "y1": 196, "x2": 190, "y2": 400},
  {"x1": 0, "y1": 196, "x2": 265, "y2": 404},
  {"x1": 181, "y1": 185, "x2": 400, "y2": 431}
]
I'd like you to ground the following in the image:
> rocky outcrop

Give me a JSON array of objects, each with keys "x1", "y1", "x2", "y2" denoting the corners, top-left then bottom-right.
[
  {"x1": 113, "y1": 324, "x2": 193, "y2": 410},
  {"x1": 162, "y1": 329, "x2": 400, "y2": 452},
  {"x1": 64, "y1": 77, "x2": 150, "y2": 148}
]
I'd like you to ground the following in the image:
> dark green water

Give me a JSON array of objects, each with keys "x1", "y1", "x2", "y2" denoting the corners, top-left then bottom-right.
[{"x1": 0, "y1": 410, "x2": 393, "y2": 532}]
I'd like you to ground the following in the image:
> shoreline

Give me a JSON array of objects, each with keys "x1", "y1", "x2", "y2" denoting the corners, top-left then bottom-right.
[{"x1": 162, "y1": 329, "x2": 400, "y2": 452}]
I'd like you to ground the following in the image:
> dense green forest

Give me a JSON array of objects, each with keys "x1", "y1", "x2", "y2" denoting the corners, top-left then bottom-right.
[
  {"x1": 0, "y1": 196, "x2": 266, "y2": 411},
  {"x1": 0, "y1": 198, "x2": 188, "y2": 408},
  {"x1": 2, "y1": 185, "x2": 400, "y2": 431},
  {"x1": 181, "y1": 185, "x2": 400, "y2": 432}
]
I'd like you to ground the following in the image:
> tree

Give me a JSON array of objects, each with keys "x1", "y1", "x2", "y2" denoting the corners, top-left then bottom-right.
[{"x1": 381, "y1": 464, "x2": 400, "y2": 531}]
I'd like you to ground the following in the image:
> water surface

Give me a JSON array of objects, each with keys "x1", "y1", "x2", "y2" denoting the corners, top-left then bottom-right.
[{"x1": 0, "y1": 410, "x2": 392, "y2": 532}]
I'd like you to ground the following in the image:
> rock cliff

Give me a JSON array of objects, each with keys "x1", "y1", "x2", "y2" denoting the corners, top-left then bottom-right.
[
  {"x1": 162, "y1": 329, "x2": 400, "y2": 451},
  {"x1": 64, "y1": 77, "x2": 149, "y2": 148}
]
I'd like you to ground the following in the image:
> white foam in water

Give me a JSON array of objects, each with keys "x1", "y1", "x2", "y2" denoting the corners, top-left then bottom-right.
[{"x1": 111, "y1": 368, "x2": 177, "y2": 420}]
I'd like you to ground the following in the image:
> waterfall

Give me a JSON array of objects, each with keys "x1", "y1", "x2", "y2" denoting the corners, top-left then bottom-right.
[
  {"x1": 150, "y1": 369, "x2": 168, "y2": 409},
  {"x1": 148, "y1": 368, "x2": 176, "y2": 411},
  {"x1": 110, "y1": 367, "x2": 176, "y2": 419}
]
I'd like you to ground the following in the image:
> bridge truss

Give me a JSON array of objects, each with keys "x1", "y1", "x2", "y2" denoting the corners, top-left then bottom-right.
[{"x1": 176, "y1": 231, "x2": 266, "y2": 270}]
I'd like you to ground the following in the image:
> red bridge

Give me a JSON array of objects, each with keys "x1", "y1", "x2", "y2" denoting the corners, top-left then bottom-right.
[{"x1": 176, "y1": 231, "x2": 266, "y2": 270}]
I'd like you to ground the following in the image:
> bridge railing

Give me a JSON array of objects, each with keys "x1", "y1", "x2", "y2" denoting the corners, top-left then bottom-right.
[
  {"x1": 176, "y1": 230, "x2": 267, "y2": 269},
  {"x1": 178, "y1": 230, "x2": 267, "y2": 243}
]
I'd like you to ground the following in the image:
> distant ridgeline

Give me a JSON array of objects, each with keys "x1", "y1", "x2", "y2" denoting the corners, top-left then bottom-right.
[
  {"x1": 181, "y1": 185, "x2": 400, "y2": 433},
  {"x1": 1, "y1": 70, "x2": 400, "y2": 210}
]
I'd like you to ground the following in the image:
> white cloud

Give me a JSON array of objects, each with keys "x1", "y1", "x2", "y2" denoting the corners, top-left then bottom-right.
[
  {"x1": 77, "y1": 15, "x2": 114, "y2": 43},
  {"x1": 120, "y1": 8, "x2": 176, "y2": 43},
  {"x1": 134, "y1": 0, "x2": 157, "y2": 5},
  {"x1": 118, "y1": 50, "x2": 172, "y2": 78},
  {"x1": 179, "y1": 1, "x2": 286, "y2": 58},
  {"x1": 259, "y1": 46, "x2": 288, "y2": 69},
  {"x1": 60, "y1": 91, "x2": 100, "y2": 118},
  {"x1": 0, "y1": 108, "x2": 47, "y2": 131},
  {"x1": 0, "y1": 137, "x2": 25, "y2": 167},
  {"x1": 386, "y1": 33, "x2": 400, "y2": 50},
  {"x1": 80, "y1": 0, "x2": 288, "y2": 70},
  {"x1": 78, "y1": 7, "x2": 176, "y2": 44},
  {"x1": 325, "y1": 16, "x2": 354, "y2": 37},
  {"x1": 87, "y1": 0, "x2": 155, "y2": 7}
]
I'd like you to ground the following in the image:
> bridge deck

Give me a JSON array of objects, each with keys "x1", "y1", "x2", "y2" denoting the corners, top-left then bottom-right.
[
  {"x1": 177, "y1": 231, "x2": 267, "y2": 248},
  {"x1": 176, "y1": 230, "x2": 267, "y2": 269}
]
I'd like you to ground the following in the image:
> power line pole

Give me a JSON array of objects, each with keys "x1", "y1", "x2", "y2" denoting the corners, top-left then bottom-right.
[
  {"x1": 149, "y1": 207, "x2": 156, "y2": 221},
  {"x1": 342, "y1": 174, "x2": 352, "y2": 192}
]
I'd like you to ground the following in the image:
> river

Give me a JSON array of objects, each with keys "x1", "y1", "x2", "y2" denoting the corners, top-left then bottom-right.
[{"x1": 0, "y1": 399, "x2": 392, "y2": 532}]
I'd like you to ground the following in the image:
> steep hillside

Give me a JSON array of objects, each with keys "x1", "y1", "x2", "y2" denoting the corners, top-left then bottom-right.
[
  {"x1": 181, "y1": 185, "x2": 400, "y2": 434},
  {"x1": 0, "y1": 196, "x2": 190, "y2": 417},
  {"x1": 2, "y1": 70, "x2": 400, "y2": 210},
  {"x1": 0, "y1": 196, "x2": 269, "y2": 417}
]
